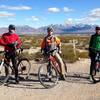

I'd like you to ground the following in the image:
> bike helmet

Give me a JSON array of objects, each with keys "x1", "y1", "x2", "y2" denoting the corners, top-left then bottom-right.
[
  {"x1": 8, "y1": 24, "x2": 16, "y2": 30},
  {"x1": 95, "y1": 26, "x2": 100, "y2": 30},
  {"x1": 47, "y1": 26, "x2": 53, "y2": 32}
]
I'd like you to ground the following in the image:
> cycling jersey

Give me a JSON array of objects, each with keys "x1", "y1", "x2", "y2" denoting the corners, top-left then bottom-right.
[
  {"x1": 0, "y1": 32, "x2": 21, "y2": 51},
  {"x1": 41, "y1": 35, "x2": 61, "y2": 53}
]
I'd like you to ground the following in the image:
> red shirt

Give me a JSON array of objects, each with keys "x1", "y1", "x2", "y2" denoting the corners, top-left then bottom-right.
[{"x1": 0, "y1": 32, "x2": 21, "y2": 51}]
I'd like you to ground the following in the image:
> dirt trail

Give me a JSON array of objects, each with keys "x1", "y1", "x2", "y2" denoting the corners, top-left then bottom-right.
[{"x1": 0, "y1": 59, "x2": 100, "y2": 100}]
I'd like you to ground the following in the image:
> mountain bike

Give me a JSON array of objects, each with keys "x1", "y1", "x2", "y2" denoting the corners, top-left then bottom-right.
[
  {"x1": 90, "y1": 51, "x2": 100, "y2": 83},
  {"x1": 38, "y1": 49, "x2": 67, "y2": 88},
  {"x1": 0, "y1": 43, "x2": 31, "y2": 85}
]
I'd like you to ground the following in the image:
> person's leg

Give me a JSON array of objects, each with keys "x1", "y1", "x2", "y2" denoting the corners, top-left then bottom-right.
[
  {"x1": 4, "y1": 52, "x2": 10, "y2": 76},
  {"x1": 11, "y1": 52, "x2": 19, "y2": 83},
  {"x1": 54, "y1": 53, "x2": 65, "y2": 80},
  {"x1": 90, "y1": 53, "x2": 96, "y2": 75}
]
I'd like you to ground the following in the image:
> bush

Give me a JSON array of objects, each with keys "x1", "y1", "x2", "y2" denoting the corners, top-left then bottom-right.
[
  {"x1": 77, "y1": 51, "x2": 89, "y2": 58},
  {"x1": 19, "y1": 35, "x2": 90, "y2": 63},
  {"x1": 61, "y1": 44, "x2": 78, "y2": 63},
  {"x1": 19, "y1": 52, "x2": 34, "y2": 60}
]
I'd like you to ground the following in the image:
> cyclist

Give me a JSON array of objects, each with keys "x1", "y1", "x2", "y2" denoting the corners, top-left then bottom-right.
[
  {"x1": 41, "y1": 26, "x2": 66, "y2": 80},
  {"x1": 89, "y1": 26, "x2": 100, "y2": 76},
  {"x1": 0, "y1": 24, "x2": 22, "y2": 83}
]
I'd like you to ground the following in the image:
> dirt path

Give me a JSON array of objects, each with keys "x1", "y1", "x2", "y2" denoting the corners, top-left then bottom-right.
[{"x1": 0, "y1": 59, "x2": 100, "y2": 100}]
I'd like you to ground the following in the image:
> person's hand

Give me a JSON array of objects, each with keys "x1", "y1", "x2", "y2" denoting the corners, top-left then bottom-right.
[
  {"x1": 41, "y1": 49, "x2": 44, "y2": 54},
  {"x1": 7, "y1": 43, "x2": 14, "y2": 47},
  {"x1": 58, "y1": 50, "x2": 62, "y2": 54},
  {"x1": 20, "y1": 47, "x2": 23, "y2": 52}
]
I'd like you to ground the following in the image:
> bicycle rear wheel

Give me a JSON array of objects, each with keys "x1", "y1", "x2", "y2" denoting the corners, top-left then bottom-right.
[
  {"x1": 91, "y1": 62, "x2": 100, "y2": 83},
  {"x1": 17, "y1": 58, "x2": 31, "y2": 80},
  {"x1": 0, "y1": 63, "x2": 12, "y2": 85},
  {"x1": 38, "y1": 63, "x2": 58, "y2": 88}
]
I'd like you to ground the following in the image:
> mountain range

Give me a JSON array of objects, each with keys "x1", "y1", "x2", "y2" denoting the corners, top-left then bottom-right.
[{"x1": 0, "y1": 24, "x2": 97, "y2": 34}]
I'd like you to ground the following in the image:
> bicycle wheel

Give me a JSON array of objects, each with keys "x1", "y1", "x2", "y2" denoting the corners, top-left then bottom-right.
[
  {"x1": 38, "y1": 63, "x2": 59, "y2": 88},
  {"x1": 91, "y1": 62, "x2": 100, "y2": 83},
  {"x1": 0, "y1": 63, "x2": 12, "y2": 85},
  {"x1": 17, "y1": 58, "x2": 31, "y2": 80}
]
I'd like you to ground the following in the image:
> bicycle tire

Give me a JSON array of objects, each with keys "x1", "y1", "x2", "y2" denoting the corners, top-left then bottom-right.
[
  {"x1": 91, "y1": 62, "x2": 100, "y2": 83},
  {"x1": 38, "y1": 63, "x2": 59, "y2": 88},
  {"x1": 0, "y1": 63, "x2": 12, "y2": 85},
  {"x1": 17, "y1": 58, "x2": 31, "y2": 80}
]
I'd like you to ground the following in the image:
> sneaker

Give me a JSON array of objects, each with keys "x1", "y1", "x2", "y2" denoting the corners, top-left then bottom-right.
[
  {"x1": 59, "y1": 74, "x2": 66, "y2": 81},
  {"x1": 4, "y1": 80, "x2": 10, "y2": 86},
  {"x1": 15, "y1": 77, "x2": 19, "y2": 84},
  {"x1": 18, "y1": 76, "x2": 24, "y2": 80}
]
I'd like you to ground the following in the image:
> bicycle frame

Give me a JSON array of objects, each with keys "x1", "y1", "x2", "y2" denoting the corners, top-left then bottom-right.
[
  {"x1": 0, "y1": 49, "x2": 22, "y2": 73},
  {"x1": 0, "y1": 60, "x2": 4, "y2": 72},
  {"x1": 0, "y1": 53, "x2": 8, "y2": 71},
  {"x1": 49, "y1": 54, "x2": 61, "y2": 74},
  {"x1": 95, "y1": 53, "x2": 100, "y2": 70}
]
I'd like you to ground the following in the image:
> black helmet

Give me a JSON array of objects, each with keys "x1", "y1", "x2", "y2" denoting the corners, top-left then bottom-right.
[
  {"x1": 47, "y1": 26, "x2": 53, "y2": 32},
  {"x1": 95, "y1": 26, "x2": 100, "y2": 30},
  {"x1": 8, "y1": 24, "x2": 15, "y2": 30}
]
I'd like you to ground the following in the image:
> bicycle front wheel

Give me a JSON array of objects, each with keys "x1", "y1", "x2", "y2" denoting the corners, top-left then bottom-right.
[
  {"x1": 91, "y1": 62, "x2": 100, "y2": 83},
  {"x1": 17, "y1": 58, "x2": 31, "y2": 80},
  {"x1": 0, "y1": 63, "x2": 11, "y2": 85},
  {"x1": 38, "y1": 63, "x2": 58, "y2": 88}
]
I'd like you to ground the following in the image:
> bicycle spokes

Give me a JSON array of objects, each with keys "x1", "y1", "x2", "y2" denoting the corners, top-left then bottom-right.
[{"x1": 38, "y1": 63, "x2": 58, "y2": 88}]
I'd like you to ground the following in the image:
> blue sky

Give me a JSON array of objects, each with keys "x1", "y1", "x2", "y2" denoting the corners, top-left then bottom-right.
[{"x1": 0, "y1": 0, "x2": 100, "y2": 28}]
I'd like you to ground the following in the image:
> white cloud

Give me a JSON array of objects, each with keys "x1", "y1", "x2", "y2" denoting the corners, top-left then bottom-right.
[
  {"x1": 0, "y1": 11, "x2": 15, "y2": 17},
  {"x1": 64, "y1": 8, "x2": 100, "y2": 25},
  {"x1": 0, "y1": 5, "x2": 31, "y2": 10},
  {"x1": 48, "y1": 7, "x2": 60, "y2": 13},
  {"x1": 7, "y1": 18, "x2": 15, "y2": 21},
  {"x1": 63, "y1": 7, "x2": 74, "y2": 12},
  {"x1": 75, "y1": 17, "x2": 99, "y2": 24},
  {"x1": 89, "y1": 8, "x2": 100, "y2": 18},
  {"x1": 75, "y1": 8, "x2": 100, "y2": 24},
  {"x1": 32, "y1": 16, "x2": 39, "y2": 21},
  {"x1": 65, "y1": 18, "x2": 74, "y2": 25},
  {"x1": 26, "y1": 16, "x2": 39, "y2": 21}
]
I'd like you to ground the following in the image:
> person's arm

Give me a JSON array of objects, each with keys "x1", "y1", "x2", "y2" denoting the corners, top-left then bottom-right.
[
  {"x1": 41, "y1": 38, "x2": 46, "y2": 49},
  {"x1": 0, "y1": 35, "x2": 7, "y2": 46},
  {"x1": 89, "y1": 35, "x2": 93, "y2": 52},
  {"x1": 88, "y1": 35, "x2": 94, "y2": 57},
  {"x1": 15, "y1": 34, "x2": 22, "y2": 48},
  {"x1": 55, "y1": 37, "x2": 61, "y2": 53}
]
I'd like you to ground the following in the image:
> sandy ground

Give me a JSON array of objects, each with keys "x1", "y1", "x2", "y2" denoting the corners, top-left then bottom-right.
[{"x1": 0, "y1": 59, "x2": 100, "y2": 100}]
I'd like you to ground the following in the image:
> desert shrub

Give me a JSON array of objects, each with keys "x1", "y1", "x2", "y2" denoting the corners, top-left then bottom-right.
[
  {"x1": 22, "y1": 44, "x2": 31, "y2": 49},
  {"x1": 19, "y1": 52, "x2": 35, "y2": 60},
  {"x1": 33, "y1": 51, "x2": 43, "y2": 59},
  {"x1": 19, "y1": 51, "x2": 43, "y2": 60},
  {"x1": 61, "y1": 44, "x2": 78, "y2": 63},
  {"x1": 77, "y1": 51, "x2": 89, "y2": 58},
  {"x1": 61, "y1": 44, "x2": 89, "y2": 62},
  {"x1": 19, "y1": 35, "x2": 90, "y2": 63}
]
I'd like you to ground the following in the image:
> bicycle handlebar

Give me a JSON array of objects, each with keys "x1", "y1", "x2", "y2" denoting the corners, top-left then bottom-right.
[
  {"x1": 46, "y1": 49, "x2": 57, "y2": 54},
  {"x1": 0, "y1": 51, "x2": 5, "y2": 54},
  {"x1": 7, "y1": 41, "x2": 18, "y2": 50}
]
